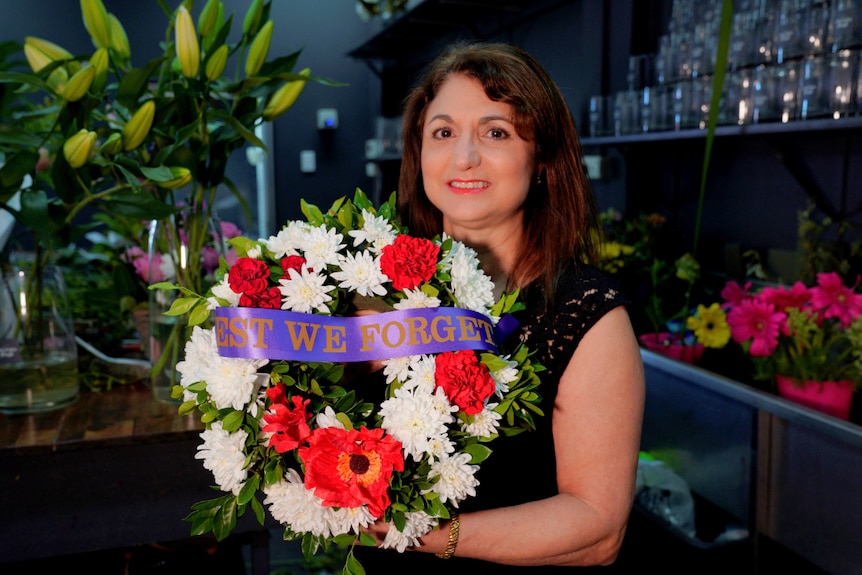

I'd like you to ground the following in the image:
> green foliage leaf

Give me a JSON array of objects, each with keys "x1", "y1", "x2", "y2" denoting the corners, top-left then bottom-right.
[{"x1": 221, "y1": 409, "x2": 245, "y2": 432}]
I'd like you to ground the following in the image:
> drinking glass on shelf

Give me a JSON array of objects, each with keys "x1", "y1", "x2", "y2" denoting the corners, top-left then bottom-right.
[
  {"x1": 829, "y1": 0, "x2": 862, "y2": 52},
  {"x1": 828, "y1": 49, "x2": 858, "y2": 118},
  {"x1": 729, "y1": 10, "x2": 759, "y2": 69},
  {"x1": 773, "y1": 0, "x2": 805, "y2": 63},
  {"x1": 801, "y1": 0, "x2": 831, "y2": 55},
  {"x1": 669, "y1": 80, "x2": 693, "y2": 130},
  {"x1": 613, "y1": 90, "x2": 639, "y2": 135},
  {"x1": 721, "y1": 69, "x2": 753, "y2": 125},
  {"x1": 588, "y1": 94, "x2": 608, "y2": 137},
  {"x1": 688, "y1": 75, "x2": 713, "y2": 130},
  {"x1": 798, "y1": 54, "x2": 830, "y2": 119},
  {"x1": 751, "y1": 64, "x2": 781, "y2": 123},
  {"x1": 774, "y1": 59, "x2": 800, "y2": 122}
]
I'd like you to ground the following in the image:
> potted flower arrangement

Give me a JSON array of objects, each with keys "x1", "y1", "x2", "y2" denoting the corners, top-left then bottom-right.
[
  {"x1": 0, "y1": 0, "x2": 336, "y2": 402},
  {"x1": 598, "y1": 208, "x2": 730, "y2": 364},
  {"x1": 722, "y1": 272, "x2": 862, "y2": 419}
]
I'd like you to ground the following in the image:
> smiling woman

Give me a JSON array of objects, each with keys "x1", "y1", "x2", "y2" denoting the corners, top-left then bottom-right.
[{"x1": 357, "y1": 41, "x2": 644, "y2": 573}]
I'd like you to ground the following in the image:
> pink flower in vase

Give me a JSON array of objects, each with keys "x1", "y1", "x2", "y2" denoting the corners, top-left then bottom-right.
[
  {"x1": 726, "y1": 298, "x2": 786, "y2": 357},
  {"x1": 810, "y1": 272, "x2": 862, "y2": 327}
]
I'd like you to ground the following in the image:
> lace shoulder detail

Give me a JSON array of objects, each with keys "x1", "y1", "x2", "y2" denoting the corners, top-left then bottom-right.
[{"x1": 518, "y1": 263, "x2": 629, "y2": 383}]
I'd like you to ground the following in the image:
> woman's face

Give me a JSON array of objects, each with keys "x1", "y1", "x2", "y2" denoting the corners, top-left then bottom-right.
[{"x1": 420, "y1": 73, "x2": 535, "y2": 239}]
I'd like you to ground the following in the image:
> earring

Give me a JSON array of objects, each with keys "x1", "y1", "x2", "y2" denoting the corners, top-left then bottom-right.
[{"x1": 535, "y1": 174, "x2": 542, "y2": 186}]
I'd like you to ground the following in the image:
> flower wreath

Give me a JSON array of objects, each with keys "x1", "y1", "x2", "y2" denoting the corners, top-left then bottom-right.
[{"x1": 160, "y1": 189, "x2": 544, "y2": 570}]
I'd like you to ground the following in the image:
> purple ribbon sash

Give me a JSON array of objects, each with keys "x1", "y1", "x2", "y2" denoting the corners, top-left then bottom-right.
[{"x1": 215, "y1": 307, "x2": 518, "y2": 362}]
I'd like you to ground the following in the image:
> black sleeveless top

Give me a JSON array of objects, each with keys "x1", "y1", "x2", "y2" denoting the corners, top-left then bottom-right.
[{"x1": 354, "y1": 262, "x2": 630, "y2": 573}]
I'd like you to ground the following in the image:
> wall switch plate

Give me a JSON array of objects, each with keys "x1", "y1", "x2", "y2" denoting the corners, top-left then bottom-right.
[{"x1": 300, "y1": 150, "x2": 316, "y2": 173}]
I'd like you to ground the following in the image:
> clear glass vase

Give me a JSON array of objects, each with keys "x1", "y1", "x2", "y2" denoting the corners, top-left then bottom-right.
[
  {"x1": 147, "y1": 213, "x2": 223, "y2": 404},
  {"x1": 0, "y1": 262, "x2": 80, "y2": 414}
]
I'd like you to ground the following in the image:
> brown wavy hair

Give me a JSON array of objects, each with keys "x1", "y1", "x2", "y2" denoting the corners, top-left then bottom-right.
[{"x1": 397, "y1": 41, "x2": 601, "y2": 297}]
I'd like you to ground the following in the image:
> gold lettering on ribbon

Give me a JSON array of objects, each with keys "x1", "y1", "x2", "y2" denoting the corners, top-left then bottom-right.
[
  {"x1": 431, "y1": 315, "x2": 455, "y2": 342},
  {"x1": 215, "y1": 315, "x2": 273, "y2": 349},
  {"x1": 323, "y1": 325, "x2": 347, "y2": 352},
  {"x1": 284, "y1": 320, "x2": 321, "y2": 351},
  {"x1": 455, "y1": 315, "x2": 495, "y2": 344},
  {"x1": 404, "y1": 316, "x2": 432, "y2": 345}
]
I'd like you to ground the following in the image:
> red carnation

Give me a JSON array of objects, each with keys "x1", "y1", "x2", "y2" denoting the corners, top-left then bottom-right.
[
  {"x1": 434, "y1": 350, "x2": 496, "y2": 415},
  {"x1": 263, "y1": 394, "x2": 312, "y2": 453},
  {"x1": 228, "y1": 257, "x2": 270, "y2": 295},
  {"x1": 240, "y1": 286, "x2": 282, "y2": 309},
  {"x1": 299, "y1": 426, "x2": 404, "y2": 517},
  {"x1": 281, "y1": 255, "x2": 307, "y2": 275},
  {"x1": 379, "y1": 235, "x2": 439, "y2": 290}
]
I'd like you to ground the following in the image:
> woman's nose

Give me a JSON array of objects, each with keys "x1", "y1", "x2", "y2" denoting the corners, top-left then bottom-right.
[{"x1": 453, "y1": 136, "x2": 480, "y2": 169}]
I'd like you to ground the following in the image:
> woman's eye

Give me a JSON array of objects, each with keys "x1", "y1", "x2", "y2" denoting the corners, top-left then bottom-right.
[
  {"x1": 432, "y1": 127, "x2": 452, "y2": 139},
  {"x1": 487, "y1": 127, "x2": 508, "y2": 139}
]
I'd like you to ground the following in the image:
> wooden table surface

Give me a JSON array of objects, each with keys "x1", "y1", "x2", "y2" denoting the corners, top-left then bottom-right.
[
  {"x1": 0, "y1": 381, "x2": 272, "y2": 568},
  {"x1": 0, "y1": 380, "x2": 202, "y2": 454}
]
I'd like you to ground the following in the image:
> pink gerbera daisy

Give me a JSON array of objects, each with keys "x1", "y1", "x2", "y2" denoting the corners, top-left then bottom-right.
[
  {"x1": 721, "y1": 280, "x2": 753, "y2": 306},
  {"x1": 726, "y1": 299, "x2": 786, "y2": 357},
  {"x1": 810, "y1": 272, "x2": 862, "y2": 327}
]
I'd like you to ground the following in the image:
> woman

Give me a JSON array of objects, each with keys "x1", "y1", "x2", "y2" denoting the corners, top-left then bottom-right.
[{"x1": 357, "y1": 42, "x2": 644, "y2": 571}]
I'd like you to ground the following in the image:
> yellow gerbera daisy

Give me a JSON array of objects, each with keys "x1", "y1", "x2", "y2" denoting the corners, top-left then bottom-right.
[{"x1": 686, "y1": 303, "x2": 731, "y2": 349}]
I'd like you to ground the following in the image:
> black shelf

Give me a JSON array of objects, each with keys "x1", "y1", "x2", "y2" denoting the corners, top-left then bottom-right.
[
  {"x1": 348, "y1": 0, "x2": 571, "y2": 67},
  {"x1": 582, "y1": 115, "x2": 862, "y2": 146}
]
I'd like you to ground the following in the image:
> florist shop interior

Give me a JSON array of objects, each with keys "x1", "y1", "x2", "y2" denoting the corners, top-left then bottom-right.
[{"x1": 2, "y1": 0, "x2": 862, "y2": 574}]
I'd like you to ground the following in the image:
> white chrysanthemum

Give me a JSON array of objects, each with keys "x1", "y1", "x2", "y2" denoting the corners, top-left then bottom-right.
[
  {"x1": 327, "y1": 504, "x2": 376, "y2": 536},
  {"x1": 315, "y1": 406, "x2": 346, "y2": 429},
  {"x1": 278, "y1": 268, "x2": 335, "y2": 314},
  {"x1": 195, "y1": 421, "x2": 249, "y2": 496},
  {"x1": 425, "y1": 452, "x2": 479, "y2": 507},
  {"x1": 300, "y1": 225, "x2": 345, "y2": 270},
  {"x1": 379, "y1": 386, "x2": 453, "y2": 461},
  {"x1": 207, "y1": 277, "x2": 241, "y2": 310},
  {"x1": 264, "y1": 469, "x2": 332, "y2": 537},
  {"x1": 380, "y1": 511, "x2": 437, "y2": 553},
  {"x1": 450, "y1": 246, "x2": 495, "y2": 314},
  {"x1": 426, "y1": 431, "x2": 456, "y2": 460},
  {"x1": 393, "y1": 288, "x2": 441, "y2": 310},
  {"x1": 462, "y1": 402, "x2": 503, "y2": 438},
  {"x1": 491, "y1": 357, "x2": 520, "y2": 395},
  {"x1": 181, "y1": 327, "x2": 268, "y2": 410},
  {"x1": 382, "y1": 354, "x2": 415, "y2": 384},
  {"x1": 266, "y1": 220, "x2": 310, "y2": 258},
  {"x1": 202, "y1": 359, "x2": 270, "y2": 411},
  {"x1": 247, "y1": 244, "x2": 263, "y2": 259},
  {"x1": 404, "y1": 355, "x2": 437, "y2": 393},
  {"x1": 330, "y1": 250, "x2": 389, "y2": 297},
  {"x1": 347, "y1": 209, "x2": 397, "y2": 253},
  {"x1": 176, "y1": 326, "x2": 219, "y2": 401}
]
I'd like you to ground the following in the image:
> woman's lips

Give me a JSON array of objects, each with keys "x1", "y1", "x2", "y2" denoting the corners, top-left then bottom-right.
[{"x1": 448, "y1": 180, "x2": 489, "y2": 194}]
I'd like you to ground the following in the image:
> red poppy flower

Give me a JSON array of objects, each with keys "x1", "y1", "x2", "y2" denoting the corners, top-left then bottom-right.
[
  {"x1": 263, "y1": 395, "x2": 312, "y2": 453},
  {"x1": 299, "y1": 426, "x2": 404, "y2": 517},
  {"x1": 379, "y1": 234, "x2": 440, "y2": 290},
  {"x1": 240, "y1": 286, "x2": 282, "y2": 309},
  {"x1": 434, "y1": 350, "x2": 496, "y2": 415},
  {"x1": 228, "y1": 257, "x2": 270, "y2": 295}
]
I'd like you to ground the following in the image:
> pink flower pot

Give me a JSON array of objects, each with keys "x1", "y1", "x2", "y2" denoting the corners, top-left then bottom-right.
[
  {"x1": 638, "y1": 332, "x2": 705, "y2": 366},
  {"x1": 775, "y1": 374, "x2": 854, "y2": 420}
]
